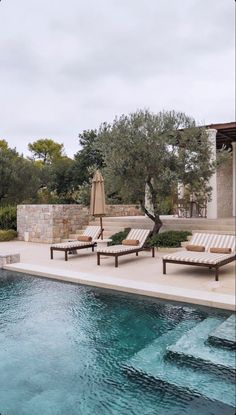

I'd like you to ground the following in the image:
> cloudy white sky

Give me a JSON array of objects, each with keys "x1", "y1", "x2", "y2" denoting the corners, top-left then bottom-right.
[{"x1": 0, "y1": 0, "x2": 235, "y2": 157}]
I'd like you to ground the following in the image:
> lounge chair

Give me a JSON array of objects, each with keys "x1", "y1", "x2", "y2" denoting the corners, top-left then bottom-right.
[
  {"x1": 50, "y1": 226, "x2": 102, "y2": 261},
  {"x1": 97, "y1": 228, "x2": 154, "y2": 267},
  {"x1": 162, "y1": 233, "x2": 236, "y2": 281}
]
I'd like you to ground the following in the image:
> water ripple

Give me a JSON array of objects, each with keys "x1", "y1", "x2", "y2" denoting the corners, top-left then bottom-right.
[{"x1": 0, "y1": 270, "x2": 234, "y2": 415}]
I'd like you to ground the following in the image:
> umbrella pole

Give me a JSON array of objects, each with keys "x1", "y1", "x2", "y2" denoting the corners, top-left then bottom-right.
[{"x1": 100, "y1": 217, "x2": 103, "y2": 240}]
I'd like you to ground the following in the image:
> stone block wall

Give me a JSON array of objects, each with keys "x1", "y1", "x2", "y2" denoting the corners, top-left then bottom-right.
[
  {"x1": 17, "y1": 204, "x2": 143, "y2": 243},
  {"x1": 0, "y1": 253, "x2": 20, "y2": 268},
  {"x1": 217, "y1": 158, "x2": 233, "y2": 217},
  {"x1": 106, "y1": 204, "x2": 143, "y2": 216},
  {"x1": 17, "y1": 205, "x2": 91, "y2": 243}
]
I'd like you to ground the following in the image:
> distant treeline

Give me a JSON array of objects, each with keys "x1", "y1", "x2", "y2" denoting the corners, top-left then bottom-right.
[{"x1": 1, "y1": 109, "x2": 222, "y2": 234}]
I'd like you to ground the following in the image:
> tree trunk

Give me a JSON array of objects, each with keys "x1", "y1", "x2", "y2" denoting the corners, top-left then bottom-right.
[
  {"x1": 140, "y1": 178, "x2": 163, "y2": 236},
  {"x1": 140, "y1": 200, "x2": 163, "y2": 236},
  {"x1": 152, "y1": 218, "x2": 163, "y2": 235}
]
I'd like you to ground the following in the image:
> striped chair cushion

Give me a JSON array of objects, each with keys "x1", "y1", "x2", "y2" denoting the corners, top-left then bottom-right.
[
  {"x1": 97, "y1": 228, "x2": 150, "y2": 254},
  {"x1": 82, "y1": 226, "x2": 101, "y2": 239},
  {"x1": 97, "y1": 245, "x2": 142, "y2": 254},
  {"x1": 125, "y1": 229, "x2": 150, "y2": 247},
  {"x1": 190, "y1": 233, "x2": 235, "y2": 253},
  {"x1": 51, "y1": 226, "x2": 101, "y2": 249},
  {"x1": 51, "y1": 240, "x2": 94, "y2": 249},
  {"x1": 163, "y1": 250, "x2": 235, "y2": 265}
]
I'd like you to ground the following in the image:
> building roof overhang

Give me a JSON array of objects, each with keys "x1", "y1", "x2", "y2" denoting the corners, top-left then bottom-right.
[{"x1": 206, "y1": 122, "x2": 236, "y2": 149}]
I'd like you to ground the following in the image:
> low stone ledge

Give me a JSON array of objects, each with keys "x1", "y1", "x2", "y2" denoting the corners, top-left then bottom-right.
[{"x1": 0, "y1": 253, "x2": 20, "y2": 268}]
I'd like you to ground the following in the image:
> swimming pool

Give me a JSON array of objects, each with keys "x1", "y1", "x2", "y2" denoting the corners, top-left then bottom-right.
[{"x1": 0, "y1": 270, "x2": 235, "y2": 415}]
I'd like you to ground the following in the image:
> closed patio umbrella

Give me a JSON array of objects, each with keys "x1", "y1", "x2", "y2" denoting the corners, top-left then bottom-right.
[{"x1": 90, "y1": 170, "x2": 106, "y2": 239}]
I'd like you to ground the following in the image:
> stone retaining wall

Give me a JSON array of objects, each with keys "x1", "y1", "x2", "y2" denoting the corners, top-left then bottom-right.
[
  {"x1": 17, "y1": 205, "x2": 91, "y2": 243},
  {"x1": 106, "y1": 204, "x2": 143, "y2": 217},
  {"x1": 17, "y1": 204, "x2": 143, "y2": 243}
]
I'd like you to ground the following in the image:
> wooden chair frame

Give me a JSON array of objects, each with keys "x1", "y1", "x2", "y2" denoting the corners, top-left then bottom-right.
[
  {"x1": 51, "y1": 243, "x2": 96, "y2": 262},
  {"x1": 50, "y1": 227, "x2": 103, "y2": 261},
  {"x1": 97, "y1": 246, "x2": 155, "y2": 268},
  {"x1": 163, "y1": 255, "x2": 236, "y2": 281}
]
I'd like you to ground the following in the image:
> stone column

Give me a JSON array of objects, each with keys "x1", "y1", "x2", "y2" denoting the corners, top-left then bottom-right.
[
  {"x1": 207, "y1": 129, "x2": 218, "y2": 219},
  {"x1": 232, "y1": 141, "x2": 236, "y2": 217}
]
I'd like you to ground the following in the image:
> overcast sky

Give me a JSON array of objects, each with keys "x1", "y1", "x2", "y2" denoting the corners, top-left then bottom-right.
[{"x1": 0, "y1": 0, "x2": 234, "y2": 157}]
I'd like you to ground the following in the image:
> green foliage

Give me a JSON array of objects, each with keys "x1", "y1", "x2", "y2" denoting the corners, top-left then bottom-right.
[
  {"x1": 27, "y1": 140, "x2": 76, "y2": 203},
  {"x1": 0, "y1": 229, "x2": 18, "y2": 241},
  {"x1": 158, "y1": 195, "x2": 176, "y2": 215},
  {"x1": 96, "y1": 109, "x2": 196, "y2": 204},
  {"x1": 0, "y1": 139, "x2": 9, "y2": 150},
  {"x1": 28, "y1": 139, "x2": 65, "y2": 164},
  {"x1": 48, "y1": 157, "x2": 75, "y2": 202},
  {"x1": 148, "y1": 230, "x2": 192, "y2": 248},
  {"x1": 108, "y1": 228, "x2": 131, "y2": 246},
  {"x1": 0, "y1": 139, "x2": 75, "y2": 206},
  {"x1": 73, "y1": 183, "x2": 91, "y2": 206},
  {"x1": 35, "y1": 188, "x2": 60, "y2": 204},
  {"x1": 0, "y1": 112, "x2": 230, "y2": 211},
  {"x1": 96, "y1": 109, "x2": 219, "y2": 231},
  {"x1": 72, "y1": 130, "x2": 104, "y2": 188},
  {"x1": 0, "y1": 144, "x2": 41, "y2": 205},
  {"x1": 0, "y1": 206, "x2": 17, "y2": 230}
]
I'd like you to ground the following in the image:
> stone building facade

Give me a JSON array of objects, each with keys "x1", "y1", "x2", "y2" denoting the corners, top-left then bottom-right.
[
  {"x1": 217, "y1": 157, "x2": 233, "y2": 218},
  {"x1": 206, "y1": 123, "x2": 235, "y2": 219}
]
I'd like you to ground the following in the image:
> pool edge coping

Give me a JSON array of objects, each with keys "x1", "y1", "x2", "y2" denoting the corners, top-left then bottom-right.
[{"x1": 3, "y1": 262, "x2": 236, "y2": 311}]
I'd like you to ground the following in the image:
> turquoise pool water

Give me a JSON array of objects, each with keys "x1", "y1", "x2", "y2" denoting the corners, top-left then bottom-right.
[{"x1": 0, "y1": 270, "x2": 235, "y2": 415}]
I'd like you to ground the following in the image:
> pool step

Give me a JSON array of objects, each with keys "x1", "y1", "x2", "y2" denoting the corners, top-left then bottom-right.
[
  {"x1": 208, "y1": 314, "x2": 236, "y2": 349},
  {"x1": 167, "y1": 317, "x2": 236, "y2": 376},
  {"x1": 125, "y1": 321, "x2": 235, "y2": 407}
]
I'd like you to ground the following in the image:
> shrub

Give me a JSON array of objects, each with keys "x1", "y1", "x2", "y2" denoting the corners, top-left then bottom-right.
[
  {"x1": 108, "y1": 228, "x2": 131, "y2": 246},
  {"x1": 158, "y1": 196, "x2": 175, "y2": 215},
  {"x1": 0, "y1": 206, "x2": 17, "y2": 230},
  {"x1": 148, "y1": 230, "x2": 192, "y2": 248},
  {"x1": 0, "y1": 229, "x2": 18, "y2": 241}
]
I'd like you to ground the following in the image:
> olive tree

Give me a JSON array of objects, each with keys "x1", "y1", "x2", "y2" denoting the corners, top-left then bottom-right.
[{"x1": 96, "y1": 109, "x2": 218, "y2": 234}]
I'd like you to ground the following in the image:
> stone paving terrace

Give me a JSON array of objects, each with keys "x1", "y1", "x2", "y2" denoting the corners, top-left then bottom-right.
[{"x1": 0, "y1": 240, "x2": 235, "y2": 311}]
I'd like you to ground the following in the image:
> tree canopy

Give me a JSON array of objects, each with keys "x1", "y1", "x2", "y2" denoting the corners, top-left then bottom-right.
[
  {"x1": 96, "y1": 109, "x2": 217, "y2": 233},
  {"x1": 48, "y1": 157, "x2": 75, "y2": 202},
  {"x1": 0, "y1": 139, "x2": 74, "y2": 205},
  {"x1": 0, "y1": 142, "x2": 41, "y2": 205},
  {"x1": 72, "y1": 129, "x2": 104, "y2": 186},
  {"x1": 0, "y1": 110, "x2": 227, "y2": 225},
  {"x1": 28, "y1": 139, "x2": 65, "y2": 164}
]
